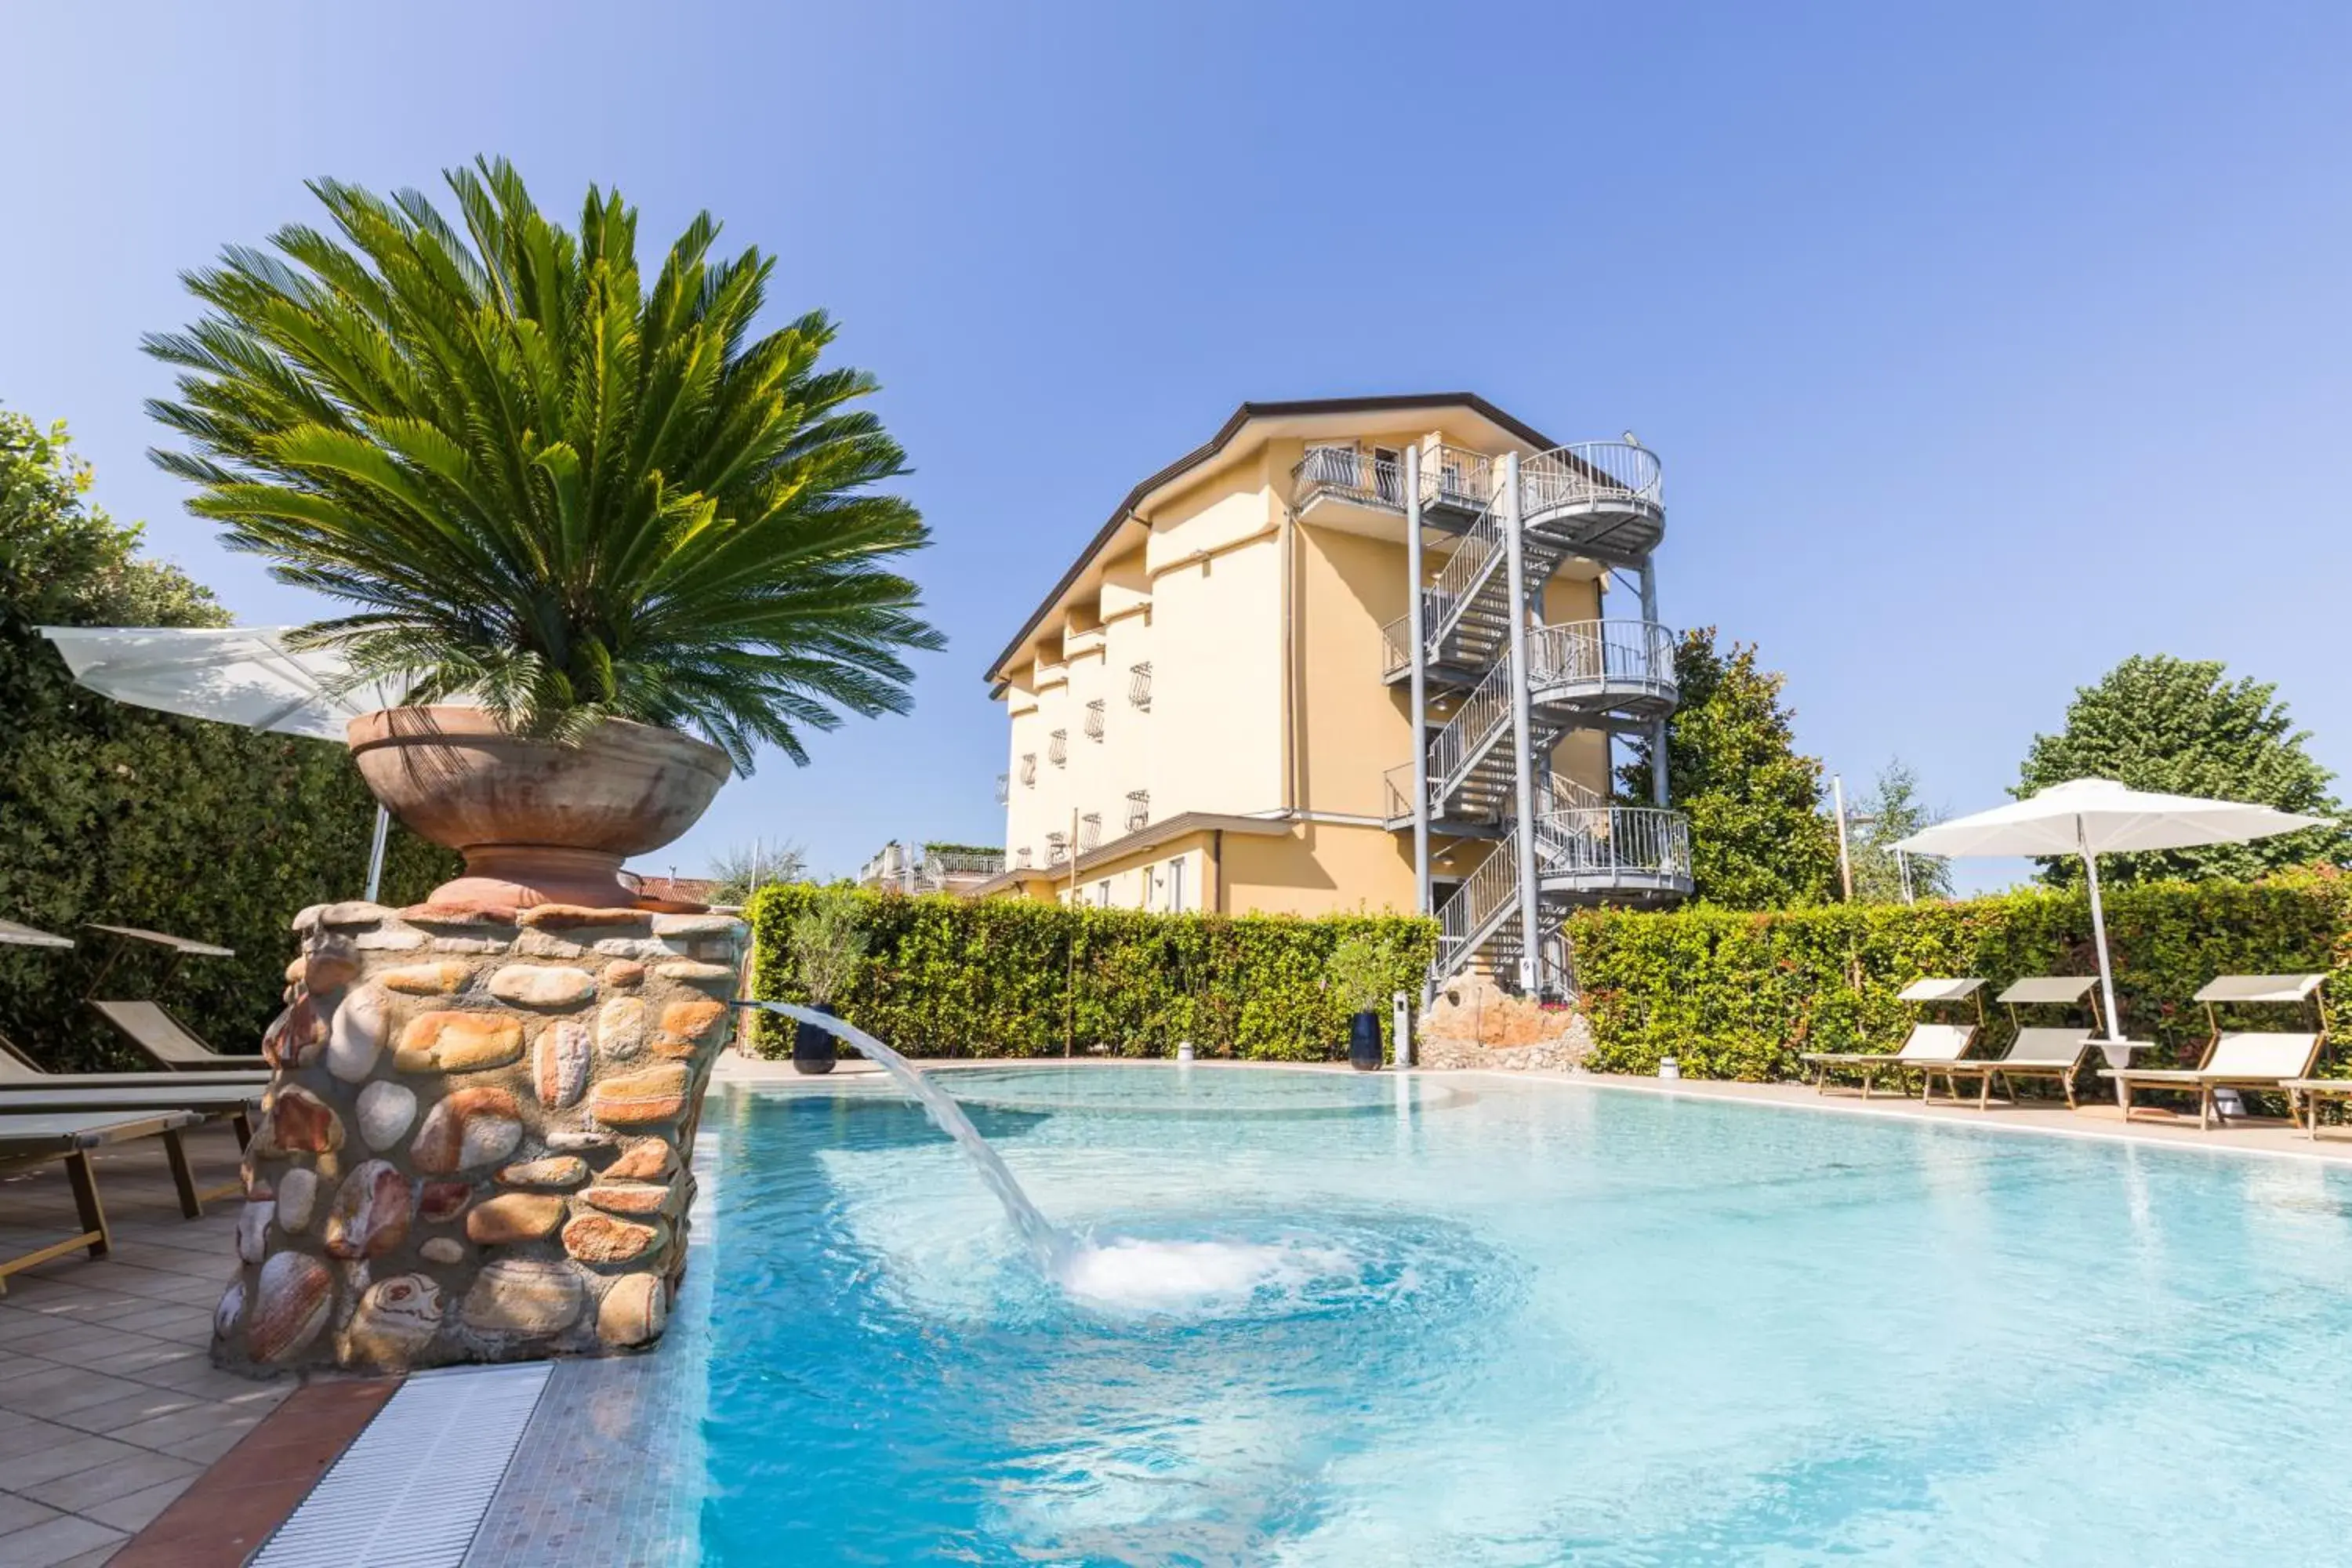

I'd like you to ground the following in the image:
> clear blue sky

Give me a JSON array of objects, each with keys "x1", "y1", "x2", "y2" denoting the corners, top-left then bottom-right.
[{"x1": 6, "y1": 2, "x2": 2347, "y2": 890}]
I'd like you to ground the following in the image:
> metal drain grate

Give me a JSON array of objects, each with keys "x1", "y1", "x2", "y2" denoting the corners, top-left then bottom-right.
[{"x1": 253, "y1": 1361, "x2": 553, "y2": 1567}]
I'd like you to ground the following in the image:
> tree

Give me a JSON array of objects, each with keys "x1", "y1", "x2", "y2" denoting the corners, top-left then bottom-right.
[
  {"x1": 2017, "y1": 654, "x2": 2349, "y2": 884},
  {"x1": 706, "y1": 839, "x2": 808, "y2": 905},
  {"x1": 1846, "y1": 758, "x2": 1955, "y2": 903},
  {"x1": 1, "y1": 406, "x2": 456, "y2": 1069},
  {"x1": 145, "y1": 158, "x2": 942, "y2": 775},
  {"x1": 1617, "y1": 627, "x2": 1838, "y2": 909}
]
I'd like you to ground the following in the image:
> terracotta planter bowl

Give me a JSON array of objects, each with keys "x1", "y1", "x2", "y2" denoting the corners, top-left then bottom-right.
[{"x1": 347, "y1": 706, "x2": 731, "y2": 911}]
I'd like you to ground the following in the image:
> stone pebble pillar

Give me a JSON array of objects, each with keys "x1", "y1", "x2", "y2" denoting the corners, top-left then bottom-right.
[{"x1": 212, "y1": 900, "x2": 746, "y2": 1374}]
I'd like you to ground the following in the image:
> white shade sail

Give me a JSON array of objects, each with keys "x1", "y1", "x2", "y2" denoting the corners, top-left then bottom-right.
[
  {"x1": 38, "y1": 626, "x2": 416, "y2": 742},
  {"x1": 1893, "y1": 778, "x2": 2331, "y2": 858}
]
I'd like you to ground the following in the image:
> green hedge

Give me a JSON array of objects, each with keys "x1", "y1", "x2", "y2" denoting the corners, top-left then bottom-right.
[
  {"x1": 1568, "y1": 873, "x2": 2352, "y2": 1082},
  {"x1": 746, "y1": 885, "x2": 1437, "y2": 1060}
]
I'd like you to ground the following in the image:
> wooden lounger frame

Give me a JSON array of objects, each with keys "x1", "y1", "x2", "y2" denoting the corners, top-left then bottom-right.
[
  {"x1": 1803, "y1": 979, "x2": 1984, "y2": 1098},
  {"x1": 1925, "y1": 978, "x2": 2104, "y2": 1110},
  {"x1": 2100, "y1": 975, "x2": 2328, "y2": 1130},
  {"x1": 0, "y1": 1111, "x2": 205, "y2": 1294}
]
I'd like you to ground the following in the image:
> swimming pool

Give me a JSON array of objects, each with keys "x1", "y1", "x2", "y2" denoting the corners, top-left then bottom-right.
[{"x1": 685, "y1": 1067, "x2": 2352, "y2": 1564}]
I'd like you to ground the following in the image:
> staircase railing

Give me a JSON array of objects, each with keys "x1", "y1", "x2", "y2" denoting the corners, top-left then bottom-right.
[
  {"x1": 1420, "y1": 496, "x2": 1513, "y2": 655},
  {"x1": 1428, "y1": 655, "x2": 1517, "y2": 802},
  {"x1": 1435, "y1": 828, "x2": 1523, "y2": 978}
]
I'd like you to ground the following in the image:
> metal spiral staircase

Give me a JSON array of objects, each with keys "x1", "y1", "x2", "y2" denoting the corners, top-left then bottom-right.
[{"x1": 1383, "y1": 443, "x2": 1694, "y2": 994}]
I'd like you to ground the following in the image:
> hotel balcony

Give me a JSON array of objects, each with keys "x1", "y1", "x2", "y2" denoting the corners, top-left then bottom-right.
[
  {"x1": 1289, "y1": 442, "x2": 1497, "y2": 528},
  {"x1": 1535, "y1": 805, "x2": 1693, "y2": 907},
  {"x1": 1383, "y1": 616, "x2": 1678, "y2": 725}
]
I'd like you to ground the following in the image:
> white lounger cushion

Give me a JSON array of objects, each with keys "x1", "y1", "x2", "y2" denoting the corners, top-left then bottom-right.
[
  {"x1": 2198, "y1": 1032, "x2": 2322, "y2": 1080},
  {"x1": 1895, "y1": 1024, "x2": 1976, "y2": 1064},
  {"x1": 1997, "y1": 1027, "x2": 2093, "y2": 1066}
]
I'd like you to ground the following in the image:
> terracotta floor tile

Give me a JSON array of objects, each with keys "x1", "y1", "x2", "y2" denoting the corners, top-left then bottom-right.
[{"x1": 113, "y1": 1376, "x2": 399, "y2": 1568}]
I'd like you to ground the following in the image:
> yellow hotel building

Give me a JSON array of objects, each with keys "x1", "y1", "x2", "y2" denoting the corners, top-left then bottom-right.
[{"x1": 971, "y1": 394, "x2": 1691, "y2": 993}]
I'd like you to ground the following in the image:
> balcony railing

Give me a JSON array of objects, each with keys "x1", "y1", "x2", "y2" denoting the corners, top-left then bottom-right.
[
  {"x1": 1291, "y1": 445, "x2": 1403, "y2": 512},
  {"x1": 1519, "y1": 441, "x2": 1663, "y2": 518},
  {"x1": 1019, "y1": 753, "x2": 1036, "y2": 786},
  {"x1": 1046, "y1": 833, "x2": 1068, "y2": 866},
  {"x1": 995, "y1": 772, "x2": 1010, "y2": 805},
  {"x1": 924, "y1": 848, "x2": 1007, "y2": 884},
  {"x1": 1536, "y1": 806, "x2": 1692, "y2": 888},
  {"x1": 1079, "y1": 814, "x2": 1102, "y2": 851},
  {"x1": 1421, "y1": 445, "x2": 1495, "y2": 514},
  {"x1": 1125, "y1": 789, "x2": 1149, "y2": 831},
  {"x1": 1048, "y1": 730, "x2": 1067, "y2": 766},
  {"x1": 1526, "y1": 620, "x2": 1678, "y2": 699},
  {"x1": 1291, "y1": 441, "x2": 1500, "y2": 517},
  {"x1": 1383, "y1": 762, "x2": 1415, "y2": 821},
  {"x1": 1084, "y1": 699, "x2": 1105, "y2": 740},
  {"x1": 1128, "y1": 662, "x2": 1152, "y2": 710}
]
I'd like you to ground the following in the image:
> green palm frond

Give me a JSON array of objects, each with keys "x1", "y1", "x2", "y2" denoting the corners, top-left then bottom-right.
[{"x1": 146, "y1": 156, "x2": 939, "y2": 775}]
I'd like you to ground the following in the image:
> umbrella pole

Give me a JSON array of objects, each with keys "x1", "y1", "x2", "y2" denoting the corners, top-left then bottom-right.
[
  {"x1": 365, "y1": 805, "x2": 391, "y2": 904},
  {"x1": 2079, "y1": 818, "x2": 2122, "y2": 1040}
]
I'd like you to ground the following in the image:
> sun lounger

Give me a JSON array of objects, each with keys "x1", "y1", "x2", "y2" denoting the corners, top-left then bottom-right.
[
  {"x1": 0, "y1": 1036, "x2": 267, "y2": 1089},
  {"x1": 0, "y1": 1081, "x2": 259, "y2": 1204},
  {"x1": 2098, "y1": 975, "x2": 2328, "y2": 1129},
  {"x1": 2281, "y1": 1076, "x2": 2352, "y2": 1142},
  {"x1": 0, "y1": 1109, "x2": 205, "y2": 1293},
  {"x1": 1803, "y1": 978, "x2": 1984, "y2": 1098},
  {"x1": 1925, "y1": 977, "x2": 2103, "y2": 1109},
  {"x1": 1806, "y1": 1024, "x2": 1979, "y2": 1098},
  {"x1": 90, "y1": 999, "x2": 265, "y2": 1070},
  {"x1": 1926, "y1": 1029, "x2": 2097, "y2": 1109}
]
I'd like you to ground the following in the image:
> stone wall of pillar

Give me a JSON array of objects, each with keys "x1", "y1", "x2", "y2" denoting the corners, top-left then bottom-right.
[{"x1": 212, "y1": 900, "x2": 746, "y2": 1374}]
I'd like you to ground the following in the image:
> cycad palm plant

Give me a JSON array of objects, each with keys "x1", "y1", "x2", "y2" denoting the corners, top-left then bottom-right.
[{"x1": 144, "y1": 158, "x2": 939, "y2": 775}]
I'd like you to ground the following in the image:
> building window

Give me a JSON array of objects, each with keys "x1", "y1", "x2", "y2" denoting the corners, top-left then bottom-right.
[
  {"x1": 1128, "y1": 661, "x2": 1152, "y2": 710},
  {"x1": 1019, "y1": 753, "x2": 1036, "y2": 786},
  {"x1": 1084, "y1": 699, "x2": 1105, "y2": 740},
  {"x1": 1079, "y1": 813, "x2": 1102, "y2": 851},
  {"x1": 1095, "y1": 880, "x2": 1112, "y2": 908},
  {"x1": 1169, "y1": 857, "x2": 1185, "y2": 913},
  {"x1": 1049, "y1": 731, "x2": 1067, "y2": 766},
  {"x1": 1125, "y1": 789, "x2": 1149, "y2": 832},
  {"x1": 1045, "y1": 832, "x2": 1067, "y2": 866}
]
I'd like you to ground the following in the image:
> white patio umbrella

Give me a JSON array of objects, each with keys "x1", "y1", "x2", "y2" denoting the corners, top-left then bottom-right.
[
  {"x1": 1894, "y1": 778, "x2": 2333, "y2": 1040},
  {"x1": 38, "y1": 626, "x2": 438, "y2": 902}
]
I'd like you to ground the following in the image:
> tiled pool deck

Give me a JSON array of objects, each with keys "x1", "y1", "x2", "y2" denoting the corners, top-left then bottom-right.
[
  {"x1": 5, "y1": 1057, "x2": 2349, "y2": 1565},
  {"x1": 0, "y1": 1123, "x2": 288, "y2": 1566}
]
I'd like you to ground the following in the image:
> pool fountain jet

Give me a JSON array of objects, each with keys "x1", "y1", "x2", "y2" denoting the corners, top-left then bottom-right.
[{"x1": 735, "y1": 1003, "x2": 1072, "y2": 1274}]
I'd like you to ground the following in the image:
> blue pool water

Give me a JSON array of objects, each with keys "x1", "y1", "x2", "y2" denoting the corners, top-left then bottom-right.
[{"x1": 688, "y1": 1067, "x2": 2352, "y2": 1565}]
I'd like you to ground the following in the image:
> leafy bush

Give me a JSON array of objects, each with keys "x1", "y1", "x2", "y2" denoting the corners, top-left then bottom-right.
[
  {"x1": 1569, "y1": 872, "x2": 2352, "y2": 1082},
  {"x1": 1325, "y1": 934, "x2": 1394, "y2": 1015},
  {"x1": 786, "y1": 884, "x2": 868, "y2": 1007},
  {"x1": 2, "y1": 406, "x2": 458, "y2": 1069},
  {"x1": 746, "y1": 885, "x2": 1436, "y2": 1060}
]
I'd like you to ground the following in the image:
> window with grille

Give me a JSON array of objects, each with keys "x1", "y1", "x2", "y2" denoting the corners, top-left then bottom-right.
[
  {"x1": 1084, "y1": 699, "x2": 1105, "y2": 740},
  {"x1": 1045, "y1": 832, "x2": 1067, "y2": 865},
  {"x1": 1125, "y1": 789, "x2": 1149, "y2": 831},
  {"x1": 1079, "y1": 813, "x2": 1102, "y2": 850},
  {"x1": 1049, "y1": 730, "x2": 1067, "y2": 766},
  {"x1": 1019, "y1": 753, "x2": 1036, "y2": 786},
  {"x1": 1128, "y1": 662, "x2": 1152, "y2": 710}
]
